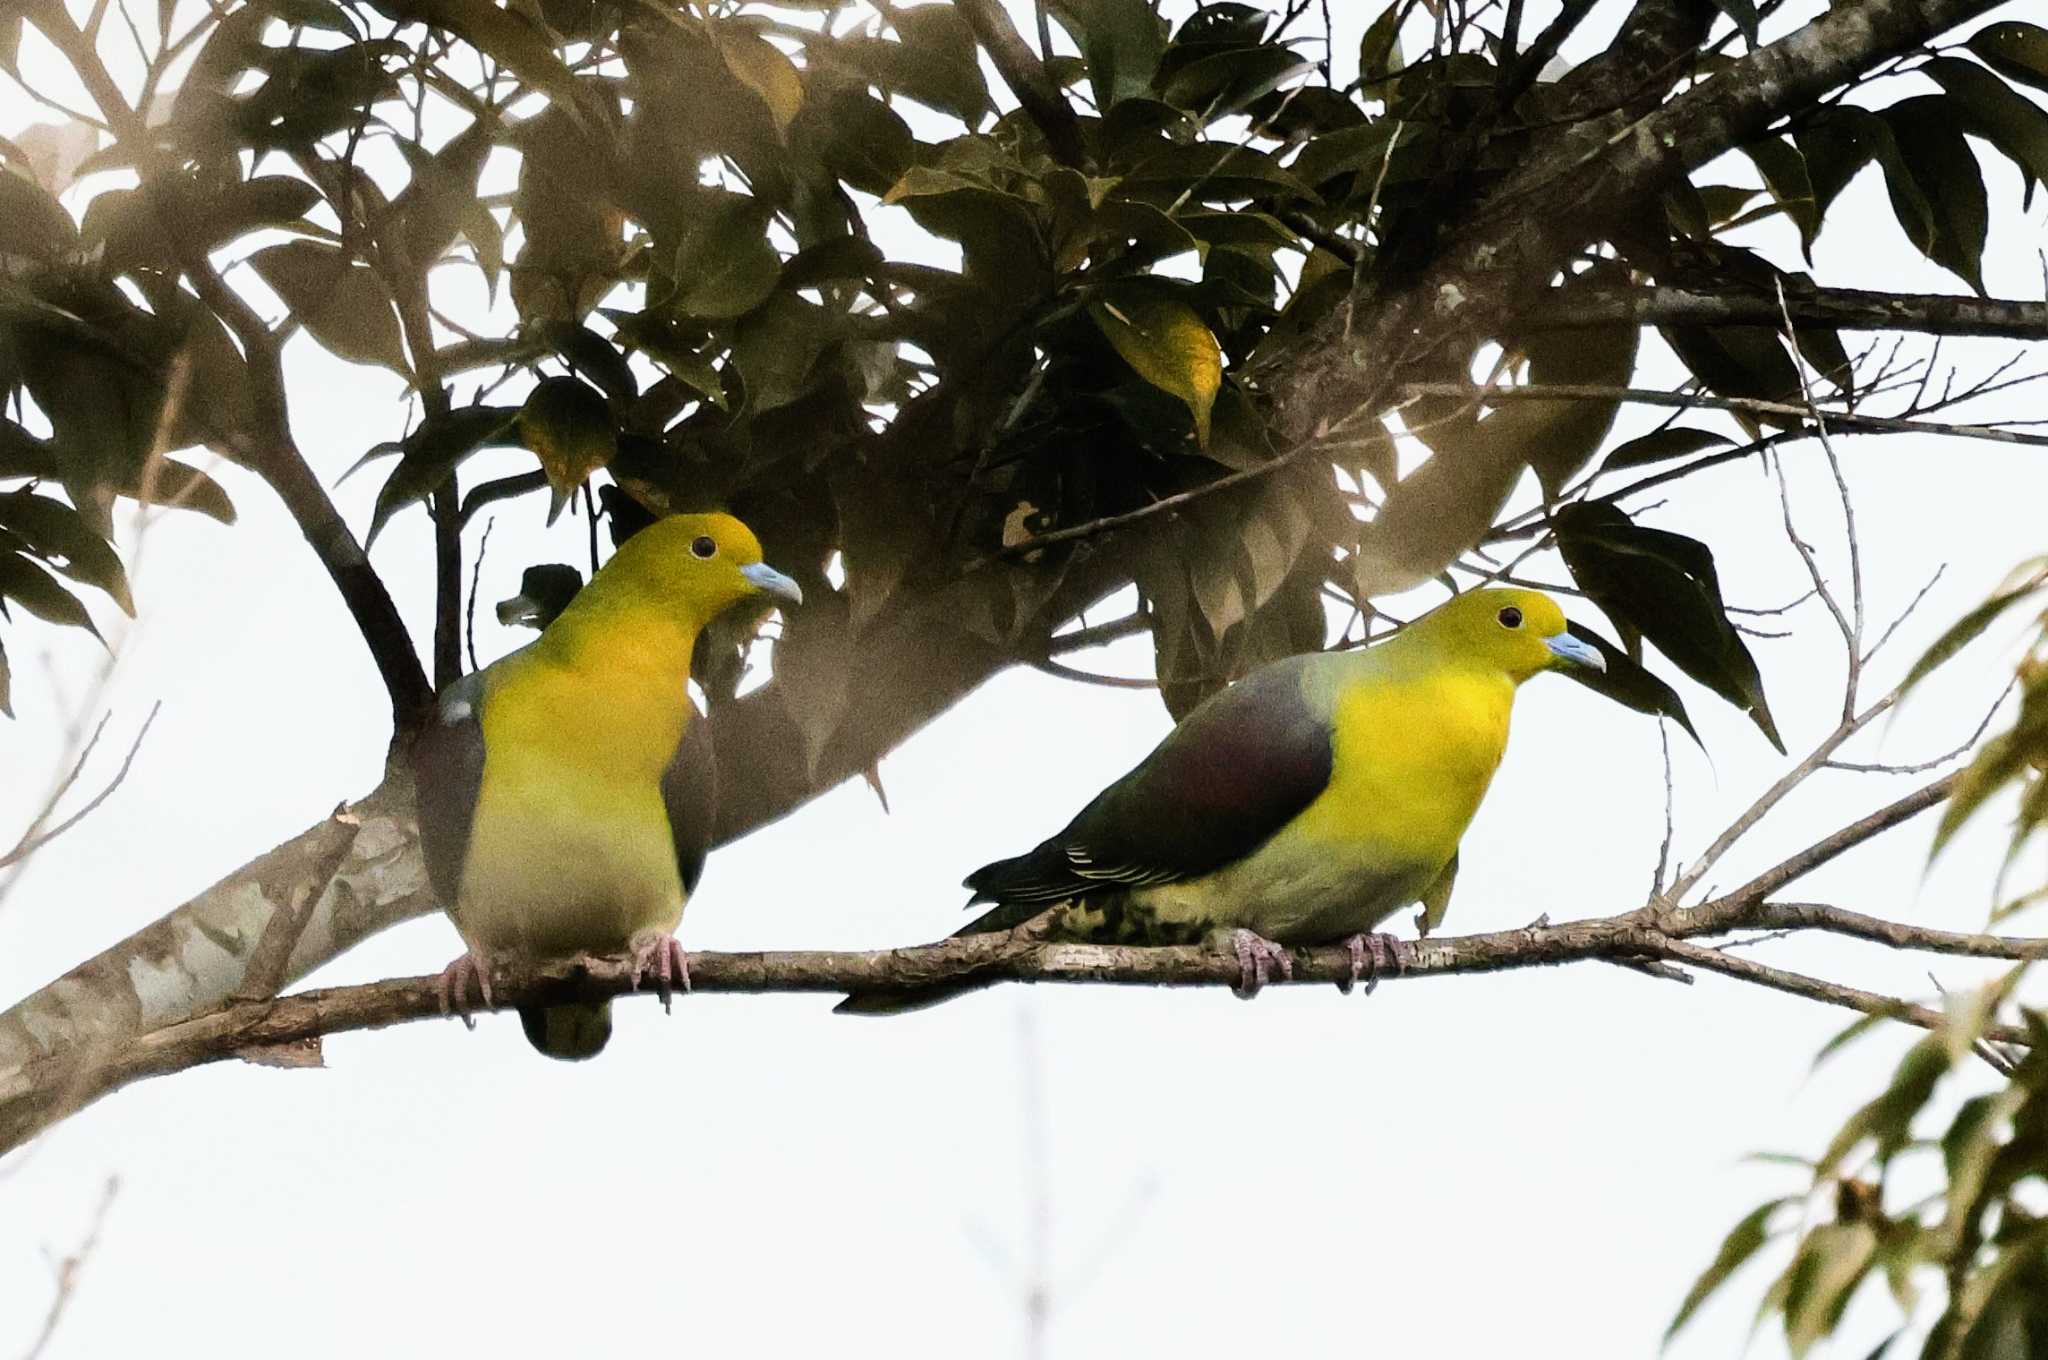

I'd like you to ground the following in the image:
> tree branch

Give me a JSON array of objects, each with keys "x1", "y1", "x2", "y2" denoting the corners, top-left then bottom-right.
[
  {"x1": 1266, "y1": 0, "x2": 2009, "y2": 445},
  {"x1": 1535, "y1": 286, "x2": 2048, "y2": 340},
  {"x1": 1403, "y1": 381, "x2": 2048, "y2": 451},
  {"x1": 8, "y1": 893, "x2": 2037, "y2": 1156},
  {"x1": 954, "y1": 0, "x2": 1086, "y2": 168},
  {"x1": 30, "y1": 2, "x2": 434, "y2": 726}
]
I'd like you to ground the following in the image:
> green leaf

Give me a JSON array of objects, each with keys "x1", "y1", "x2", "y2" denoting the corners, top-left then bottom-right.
[
  {"x1": 1600, "y1": 427, "x2": 1737, "y2": 474},
  {"x1": 1899, "y1": 560, "x2": 2048, "y2": 696},
  {"x1": 1662, "y1": 325, "x2": 1801, "y2": 425},
  {"x1": 1818, "y1": 1036, "x2": 1950, "y2": 1176},
  {"x1": 669, "y1": 193, "x2": 781, "y2": 321},
  {"x1": 1556, "y1": 620, "x2": 1703, "y2": 747},
  {"x1": 843, "y1": 6, "x2": 991, "y2": 122},
  {"x1": 0, "y1": 491, "x2": 133, "y2": 614},
  {"x1": 249, "y1": 241, "x2": 411, "y2": 372},
  {"x1": 552, "y1": 325, "x2": 637, "y2": 406},
  {"x1": 803, "y1": 91, "x2": 914, "y2": 197},
  {"x1": 1358, "y1": 3, "x2": 1403, "y2": 88},
  {"x1": 392, "y1": 120, "x2": 493, "y2": 271},
  {"x1": 1666, "y1": 1198, "x2": 1792, "y2": 1344},
  {"x1": 730, "y1": 292, "x2": 835, "y2": 413},
  {"x1": 1793, "y1": 107, "x2": 1883, "y2": 234},
  {"x1": 0, "y1": 551, "x2": 99, "y2": 639},
  {"x1": 1923, "y1": 56, "x2": 2048, "y2": 210},
  {"x1": 781, "y1": 236, "x2": 886, "y2": 291},
  {"x1": 1810, "y1": 1005, "x2": 1916, "y2": 1071},
  {"x1": 1048, "y1": 0, "x2": 1166, "y2": 109},
  {"x1": 1157, "y1": 45, "x2": 1314, "y2": 119},
  {"x1": 517, "y1": 376, "x2": 615, "y2": 524},
  {"x1": 135, "y1": 460, "x2": 236, "y2": 523},
  {"x1": 1783, "y1": 1222, "x2": 1880, "y2": 1359},
  {"x1": 0, "y1": 420, "x2": 59, "y2": 481},
  {"x1": 1743, "y1": 136, "x2": 1821, "y2": 258},
  {"x1": 1118, "y1": 140, "x2": 1312, "y2": 201},
  {"x1": 1352, "y1": 407, "x2": 1525, "y2": 597},
  {"x1": 1968, "y1": 22, "x2": 2048, "y2": 94},
  {"x1": 389, "y1": 0, "x2": 601, "y2": 131},
  {"x1": 1879, "y1": 96, "x2": 1989, "y2": 295},
  {"x1": 366, "y1": 405, "x2": 519, "y2": 545},
  {"x1": 0, "y1": 165, "x2": 77, "y2": 262},
  {"x1": 0, "y1": 636, "x2": 12, "y2": 717},
  {"x1": 1555, "y1": 500, "x2": 1783, "y2": 751},
  {"x1": 771, "y1": 587, "x2": 853, "y2": 778},
  {"x1": 716, "y1": 26, "x2": 804, "y2": 135},
  {"x1": 1089, "y1": 296, "x2": 1222, "y2": 448},
  {"x1": 1520, "y1": 273, "x2": 1641, "y2": 498}
]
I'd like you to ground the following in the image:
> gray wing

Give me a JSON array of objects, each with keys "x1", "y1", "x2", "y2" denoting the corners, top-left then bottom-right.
[
  {"x1": 662, "y1": 704, "x2": 717, "y2": 895},
  {"x1": 963, "y1": 655, "x2": 1336, "y2": 905},
  {"x1": 411, "y1": 666, "x2": 490, "y2": 905}
]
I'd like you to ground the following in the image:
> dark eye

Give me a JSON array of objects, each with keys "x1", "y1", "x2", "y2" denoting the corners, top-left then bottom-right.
[
  {"x1": 1497, "y1": 606, "x2": 1523, "y2": 629},
  {"x1": 691, "y1": 535, "x2": 717, "y2": 560}
]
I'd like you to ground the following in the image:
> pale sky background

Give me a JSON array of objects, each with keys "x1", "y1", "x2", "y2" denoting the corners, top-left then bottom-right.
[{"x1": 3, "y1": 2, "x2": 2046, "y2": 1355}]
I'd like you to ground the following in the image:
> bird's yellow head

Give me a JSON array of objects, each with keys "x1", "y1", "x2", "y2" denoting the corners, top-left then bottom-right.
[
  {"x1": 1408, "y1": 588, "x2": 1604, "y2": 683},
  {"x1": 591, "y1": 510, "x2": 803, "y2": 628}
]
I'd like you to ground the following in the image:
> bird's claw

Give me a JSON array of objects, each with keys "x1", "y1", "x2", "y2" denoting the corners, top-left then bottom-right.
[
  {"x1": 436, "y1": 951, "x2": 494, "y2": 1029},
  {"x1": 629, "y1": 931, "x2": 692, "y2": 1012},
  {"x1": 1231, "y1": 928, "x2": 1294, "y2": 1000},
  {"x1": 1338, "y1": 932, "x2": 1413, "y2": 996}
]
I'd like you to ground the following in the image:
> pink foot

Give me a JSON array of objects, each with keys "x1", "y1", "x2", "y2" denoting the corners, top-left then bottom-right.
[
  {"x1": 1231, "y1": 928, "x2": 1294, "y2": 1000},
  {"x1": 437, "y1": 951, "x2": 495, "y2": 1029},
  {"x1": 630, "y1": 931, "x2": 692, "y2": 1013},
  {"x1": 1338, "y1": 932, "x2": 1413, "y2": 996}
]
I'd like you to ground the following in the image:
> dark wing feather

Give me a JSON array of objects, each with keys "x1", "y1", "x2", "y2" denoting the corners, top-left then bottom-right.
[
  {"x1": 661, "y1": 704, "x2": 717, "y2": 895},
  {"x1": 964, "y1": 655, "x2": 1333, "y2": 906},
  {"x1": 410, "y1": 667, "x2": 490, "y2": 904}
]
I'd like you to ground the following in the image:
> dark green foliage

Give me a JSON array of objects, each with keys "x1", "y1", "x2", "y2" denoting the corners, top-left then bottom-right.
[{"x1": 4, "y1": 0, "x2": 2032, "y2": 797}]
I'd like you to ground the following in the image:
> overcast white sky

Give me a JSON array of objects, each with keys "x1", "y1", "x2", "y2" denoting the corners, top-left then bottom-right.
[{"x1": 4, "y1": 1, "x2": 2047, "y2": 1355}]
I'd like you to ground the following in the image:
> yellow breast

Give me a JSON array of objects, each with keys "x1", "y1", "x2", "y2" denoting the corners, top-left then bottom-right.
[
  {"x1": 1291, "y1": 665, "x2": 1514, "y2": 864},
  {"x1": 455, "y1": 646, "x2": 694, "y2": 957}
]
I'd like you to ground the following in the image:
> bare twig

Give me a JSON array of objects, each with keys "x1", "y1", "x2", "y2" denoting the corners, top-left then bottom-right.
[
  {"x1": 22, "y1": 1175, "x2": 119, "y2": 1360},
  {"x1": 1402, "y1": 381, "x2": 2048, "y2": 451},
  {"x1": 0, "y1": 704, "x2": 163, "y2": 873}
]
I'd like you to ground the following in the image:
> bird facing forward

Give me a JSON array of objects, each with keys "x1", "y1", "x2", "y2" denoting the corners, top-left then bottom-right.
[
  {"x1": 842, "y1": 587, "x2": 1602, "y2": 1012},
  {"x1": 412, "y1": 511, "x2": 801, "y2": 1059}
]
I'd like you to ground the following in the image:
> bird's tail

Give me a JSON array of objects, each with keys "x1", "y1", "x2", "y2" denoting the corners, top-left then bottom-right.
[
  {"x1": 520, "y1": 1001, "x2": 613, "y2": 1060},
  {"x1": 832, "y1": 898, "x2": 1047, "y2": 1017}
]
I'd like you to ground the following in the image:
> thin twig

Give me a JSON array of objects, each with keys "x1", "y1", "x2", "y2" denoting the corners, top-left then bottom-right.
[
  {"x1": 22, "y1": 1176, "x2": 119, "y2": 1360},
  {"x1": 0, "y1": 704, "x2": 163, "y2": 872},
  {"x1": 465, "y1": 516, "x2": 495, "y2": 675}
]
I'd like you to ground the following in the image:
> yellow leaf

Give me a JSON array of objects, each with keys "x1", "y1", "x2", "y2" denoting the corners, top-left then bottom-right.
[
  {"x1": 718, "y1": 29, "x2": 804, "y2": 135},
  {"x1": 516, "y1": 376, "x2": 616, "y2": 524},
  {"x1": 1089, "y1": 298, "x2": 1222, "y2": 448}
]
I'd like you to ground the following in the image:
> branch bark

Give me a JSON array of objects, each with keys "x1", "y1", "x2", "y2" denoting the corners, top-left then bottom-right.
[
  {"x1": 954, "y1": 0, "x2": 1086, "y2": 169},
  {"x1": 1534, "y1": 286, "x2": 2048, "y2": 340},
  {"x1": 6, "y1": 893, "x2": 2039, "y2": 1155},
  {"x1": 1264, "y1": 0, "x2": 2011, "y2": 445}
]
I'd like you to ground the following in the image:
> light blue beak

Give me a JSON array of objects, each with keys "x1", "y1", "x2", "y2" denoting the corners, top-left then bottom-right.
[
  {"x1": 740, "y1": 561, "x2": 804, "y2": 606},
  {"x1": 1544, "y1": 631, "x2": 1605, "y2": 671}
]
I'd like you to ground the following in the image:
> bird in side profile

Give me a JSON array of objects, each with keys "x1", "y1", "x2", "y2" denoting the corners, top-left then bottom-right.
[
  {"x1": 411, "y1": 511, "x2": 802, "y2": 1059},
  {"x1": 839, "y1": 588, "x2": 1602, "y2": 1014}
]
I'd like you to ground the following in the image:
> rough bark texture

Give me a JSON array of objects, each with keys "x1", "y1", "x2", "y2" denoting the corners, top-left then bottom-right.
[
  {"x1": 7, "y1": 887, "x2": 2041, "y2": 1155},
  {"x1": 1262, "y1": 0, "x2": 2011, "y2": 444}
]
